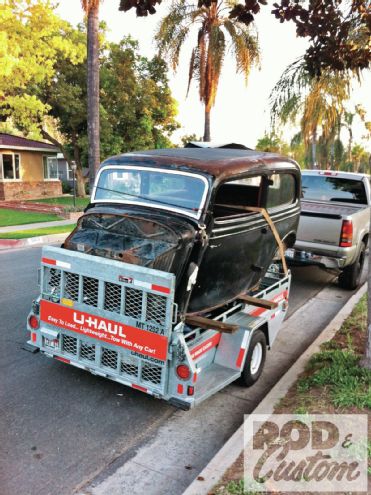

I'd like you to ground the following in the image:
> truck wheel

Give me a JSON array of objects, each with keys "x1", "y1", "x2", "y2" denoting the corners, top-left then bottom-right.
[
  {"x1": 240, "y1": 329, "x2": 266, "y2": 387},
  {"x1": 338, "y1": 241, "x2": 366, "y2": 290}
]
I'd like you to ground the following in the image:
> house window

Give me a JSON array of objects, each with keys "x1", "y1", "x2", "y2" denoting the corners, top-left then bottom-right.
[
  {"x1": 43, "y1": 156, "x2": 58, "y2": 179},
  {"x1": 0, "y1": 153, "x2": 21, "y2": 180},
  {"x1": 67, "y1": 164, "x2": 75, "y2": 181}
]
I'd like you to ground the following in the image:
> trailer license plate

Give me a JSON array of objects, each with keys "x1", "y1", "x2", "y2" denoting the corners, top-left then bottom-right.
[{"x1": 44, "y1": 338, "x2": 59, "y2": 349}]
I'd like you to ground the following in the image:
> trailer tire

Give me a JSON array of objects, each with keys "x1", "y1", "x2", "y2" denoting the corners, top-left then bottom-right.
[
  {"x1": 338, "y1": 241, "x2": 366, "y2": 290},
  {"x1": 241, "y1": 329, "x2": 266, "y2": 387}
]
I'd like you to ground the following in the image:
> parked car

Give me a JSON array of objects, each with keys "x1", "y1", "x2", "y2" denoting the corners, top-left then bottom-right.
[
  {"x1": 63, "y1": 145, "x2": 301, "y2": 315},
  {"x1": 286, "y1": 170, "x2": 370, "y2": 289}
]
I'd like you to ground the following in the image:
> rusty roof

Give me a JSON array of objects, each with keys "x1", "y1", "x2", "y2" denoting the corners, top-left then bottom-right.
[
  {"x1": 101, "y1": 147, "x2": 300, "y2": 181},
  {"x1": 0, "y1": 133, "x2": 58, "y2": 151}
]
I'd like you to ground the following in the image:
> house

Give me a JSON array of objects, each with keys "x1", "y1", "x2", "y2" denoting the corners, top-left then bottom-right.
[
  {"x1": 57, "y1": 153, "x2": 89, "y2": 188},
  {"x1": 0, "y1": 133, "x2": 61, "y2": 200}
]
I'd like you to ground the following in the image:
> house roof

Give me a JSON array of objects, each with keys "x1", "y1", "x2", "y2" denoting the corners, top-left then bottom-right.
[
  {"x1": 101, "y1": 147, "x2": 300, "y2": 182},
  {"x1": 0, "y1": 133, "x2": 58, "y2": 152}
]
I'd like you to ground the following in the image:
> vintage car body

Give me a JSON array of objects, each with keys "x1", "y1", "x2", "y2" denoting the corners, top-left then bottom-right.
[{"x1": 63, "y1": 146, "x2": 301, "y2": 316}]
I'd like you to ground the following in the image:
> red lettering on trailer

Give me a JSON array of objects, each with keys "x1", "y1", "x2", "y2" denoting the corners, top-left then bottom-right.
[
  {"x1": 40, "y1": 300, "x2": 168, "y2": 361},
  {"x1": 250, "y1": 290, "x2": 288, "y2": 317},
  {"x1": 190, "y1": 333, "x2": 221, "y2": 360}
]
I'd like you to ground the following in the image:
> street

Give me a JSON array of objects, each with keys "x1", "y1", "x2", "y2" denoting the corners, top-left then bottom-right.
[{"x1": 0, "y1": 245, "x2": 366, "y2": 495}]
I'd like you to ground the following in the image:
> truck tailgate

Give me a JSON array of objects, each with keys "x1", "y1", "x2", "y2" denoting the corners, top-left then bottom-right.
[{"x1": 297, "y1": 201, "x2": 360, "y2": 245}]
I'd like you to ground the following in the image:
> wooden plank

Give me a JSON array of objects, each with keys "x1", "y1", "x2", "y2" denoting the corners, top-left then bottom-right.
[
  {"x1": 185, "y1": 315, "x2": 239, "y2": 334},
  {"x1": 238, "y1": 294, "x2": 278, "y2": 310}
]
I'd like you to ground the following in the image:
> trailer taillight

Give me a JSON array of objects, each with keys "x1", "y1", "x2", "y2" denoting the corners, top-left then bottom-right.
[
  {"x1": 176, "y1": 364, "x2": 190, "y2": 380},
  {"x1": 340, "y1": 220, "x2": 353, "y2": 247},
  {"x1": 28, "y1": 315, "x2": 39, "y2": 330}
]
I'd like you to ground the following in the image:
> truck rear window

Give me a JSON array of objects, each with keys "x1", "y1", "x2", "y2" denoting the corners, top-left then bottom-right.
[{"x1": 302, "y1": 176, "x2": 368, "y2": 204}]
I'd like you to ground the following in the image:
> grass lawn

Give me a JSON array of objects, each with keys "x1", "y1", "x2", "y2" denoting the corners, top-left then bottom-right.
[
  {"x1": 0, "y1": 208, "x2": 62, "y2": 227},
  {"x1": 29, "y1": 196, "x2": 90, "y2": 208},
  {"x1": 0, "y1": 224, "x2": 76, "y2": 239},
  {"x1": 212, "y1": 294, "x2": 371, "y2": 495}
]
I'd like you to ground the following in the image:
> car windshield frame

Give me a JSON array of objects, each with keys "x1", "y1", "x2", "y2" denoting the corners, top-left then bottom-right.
[{"x1": 92, "y1": 165, "x2": 210, "y2": 220}]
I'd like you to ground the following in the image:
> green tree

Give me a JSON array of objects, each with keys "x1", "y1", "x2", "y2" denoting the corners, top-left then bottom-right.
[
  {"x1": 0, "y1": 0, "x2": 84, "y2": 133},
  {"x1": 270, "y1": 59, "x2": 350, "y2": 169},
  {"x1": 155, "y1": 0, "x2": 259, "y2": 141},
  {"x1": 40, "y1": 35, "x2": 178, "y2": 195},
  {"x1": 351, "y1": 144, "x2": 369, "y2": 173},
  {"x1": 256, "y1": 133, "x2": 289, "y2": 154},
  {"x1": 180, "y1": 134, "x2": 203, "y2": 147}
]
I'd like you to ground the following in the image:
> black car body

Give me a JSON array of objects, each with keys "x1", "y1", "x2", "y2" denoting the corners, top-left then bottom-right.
[{"x1": 63, "y1": 146, "x2": 301, "y2": 317}]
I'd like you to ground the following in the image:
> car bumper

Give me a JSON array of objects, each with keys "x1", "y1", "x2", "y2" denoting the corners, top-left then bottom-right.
[{"x1": 285, "y1": 248, "x2": 347, "y2": 269}]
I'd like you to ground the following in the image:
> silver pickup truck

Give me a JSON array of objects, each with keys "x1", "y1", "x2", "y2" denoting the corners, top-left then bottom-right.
[{"x1": 286, "y1": 170, "x2": 370, "y2": 290}]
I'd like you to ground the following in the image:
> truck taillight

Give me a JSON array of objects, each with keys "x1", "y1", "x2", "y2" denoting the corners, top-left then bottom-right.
[
  {"x1": 28, "y1": 315, "x2": 39, "y2": 329},
  {"x1": 340, "y1": 220, "x2": 353, "y2": 247}
]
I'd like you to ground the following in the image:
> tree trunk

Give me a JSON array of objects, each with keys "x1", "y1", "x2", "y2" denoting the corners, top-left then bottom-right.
[
  {"x1": 87, "y1": 3, "x2": 100, "y2": 193},
  {"x1": 348, "y1": 128, "x2": 353, "y2": 165},
  {"x1": 360, "y1": 153, "x2": 371, "y2": 370},
  {"x1": 311, "y1": 129, "x2": 317, "y2": 169},
  {"x1": 71, "y1": 134, "x2": 86, "y2": 197},
  {"x1": 203, "y1": 106, "x2": 211, "y2": 142}
]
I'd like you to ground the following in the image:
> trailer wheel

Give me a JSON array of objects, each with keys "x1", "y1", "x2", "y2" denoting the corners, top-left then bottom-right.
[
  {"x1": 338, "y1": 241, "x2": 366, "y2": 290},
  {"x1": 241, "y1": 329, "x2": 266, "y2": 387}
]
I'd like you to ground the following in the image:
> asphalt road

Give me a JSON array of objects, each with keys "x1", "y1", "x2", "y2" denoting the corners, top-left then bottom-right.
[{"x1": 0, "y1": 246, "x2": 365, "y2": 495}]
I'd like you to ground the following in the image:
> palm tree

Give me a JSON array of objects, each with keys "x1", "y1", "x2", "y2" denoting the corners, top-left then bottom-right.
[
  {"x1": 155, "y1": 0, "x2": 260, "y2": 141},
  {"x1": 81, "y1": 0, "x2": 101, "y2": 192},
  {"x1": 270, "y1": 58, "x2": 350, "y2": 169}
]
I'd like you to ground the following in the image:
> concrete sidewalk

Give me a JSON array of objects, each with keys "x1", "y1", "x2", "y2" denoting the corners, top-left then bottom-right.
[{"x1": 0, "y1": 219, "x2": 75, "y2": 234}]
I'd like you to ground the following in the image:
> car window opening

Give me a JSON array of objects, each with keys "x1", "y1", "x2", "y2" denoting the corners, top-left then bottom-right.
[{"x1": 214, "y1": 176, "x2": 263, "y2": 218}]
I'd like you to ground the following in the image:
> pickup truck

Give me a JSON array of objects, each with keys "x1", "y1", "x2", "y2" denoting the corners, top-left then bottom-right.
[{"x1": 286, "y1": 170, "x2": 370, "y2": 290}]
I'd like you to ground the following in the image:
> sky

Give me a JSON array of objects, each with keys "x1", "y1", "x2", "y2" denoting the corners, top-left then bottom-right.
[{"x1": 56, "y1": 1, "x2": 370, "y2": 150}]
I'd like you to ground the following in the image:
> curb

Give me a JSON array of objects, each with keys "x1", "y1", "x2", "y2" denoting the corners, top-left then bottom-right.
[
  {"x1": 0, "y1": 233, "x2": 68, "y2": 250},
  {"x1": 182, "y1": 282, "x2": 368, "y2": 495}
]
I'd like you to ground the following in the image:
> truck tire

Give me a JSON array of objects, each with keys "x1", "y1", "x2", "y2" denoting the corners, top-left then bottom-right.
[
  {"x1": 338, "y1": 241, "x2": 366, "y2": 290},
  {"x1": 240, "y1": 329, "x2": 266, "y2": 387}
]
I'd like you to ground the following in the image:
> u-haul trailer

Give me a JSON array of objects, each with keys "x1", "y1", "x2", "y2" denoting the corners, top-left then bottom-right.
[{"x1": 26, "y1": 245, "x2": 291, "y2": 409}]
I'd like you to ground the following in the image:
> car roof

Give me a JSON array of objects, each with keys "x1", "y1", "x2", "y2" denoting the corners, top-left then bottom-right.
[{"x1": 100, "y1": 147, "x2": 299, "y2": 182}]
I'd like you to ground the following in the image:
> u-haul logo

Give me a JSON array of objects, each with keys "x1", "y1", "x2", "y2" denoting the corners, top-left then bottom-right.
[
  {"x1": 40, "y1": 300, "x2": 168, "y2": 361},
  {"x1": 73, "y1": 313, "x2": 127, "y2": 337}
]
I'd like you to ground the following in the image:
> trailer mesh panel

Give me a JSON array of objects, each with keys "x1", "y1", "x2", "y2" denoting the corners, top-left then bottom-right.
[
  {"x1": 65, "y1": 272, "x2": 79, "y2": 301},
  {"x1": 43, "y1": 267, "x2": 169, "y2": 329},
  {"x1": 62, "y1": 334, "x2": 77, "y2": 355},
  {"x1": 57, "y1": 331, "x2": 164, "y2": 389},
  {"x1": 101, "y1": 347, "x2": 118, "y2": 370},
  {"x1": 83, "y1": 276, "x2": 99, "y2": 307},
  {"x1": 104, "y1": 282, "x2": 121, "y2": 313},
  {"x1": 80, "y1": 342, "x2": 95, "y2": 362}
]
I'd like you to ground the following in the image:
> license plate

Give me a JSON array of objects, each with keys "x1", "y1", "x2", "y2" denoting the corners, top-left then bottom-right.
[
  {"x1": 285, "y1": 248, "x2": 295, "y2": 259},
  {"x1": 44, "y1": 338, "x2": 59, "y2": 349}
]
